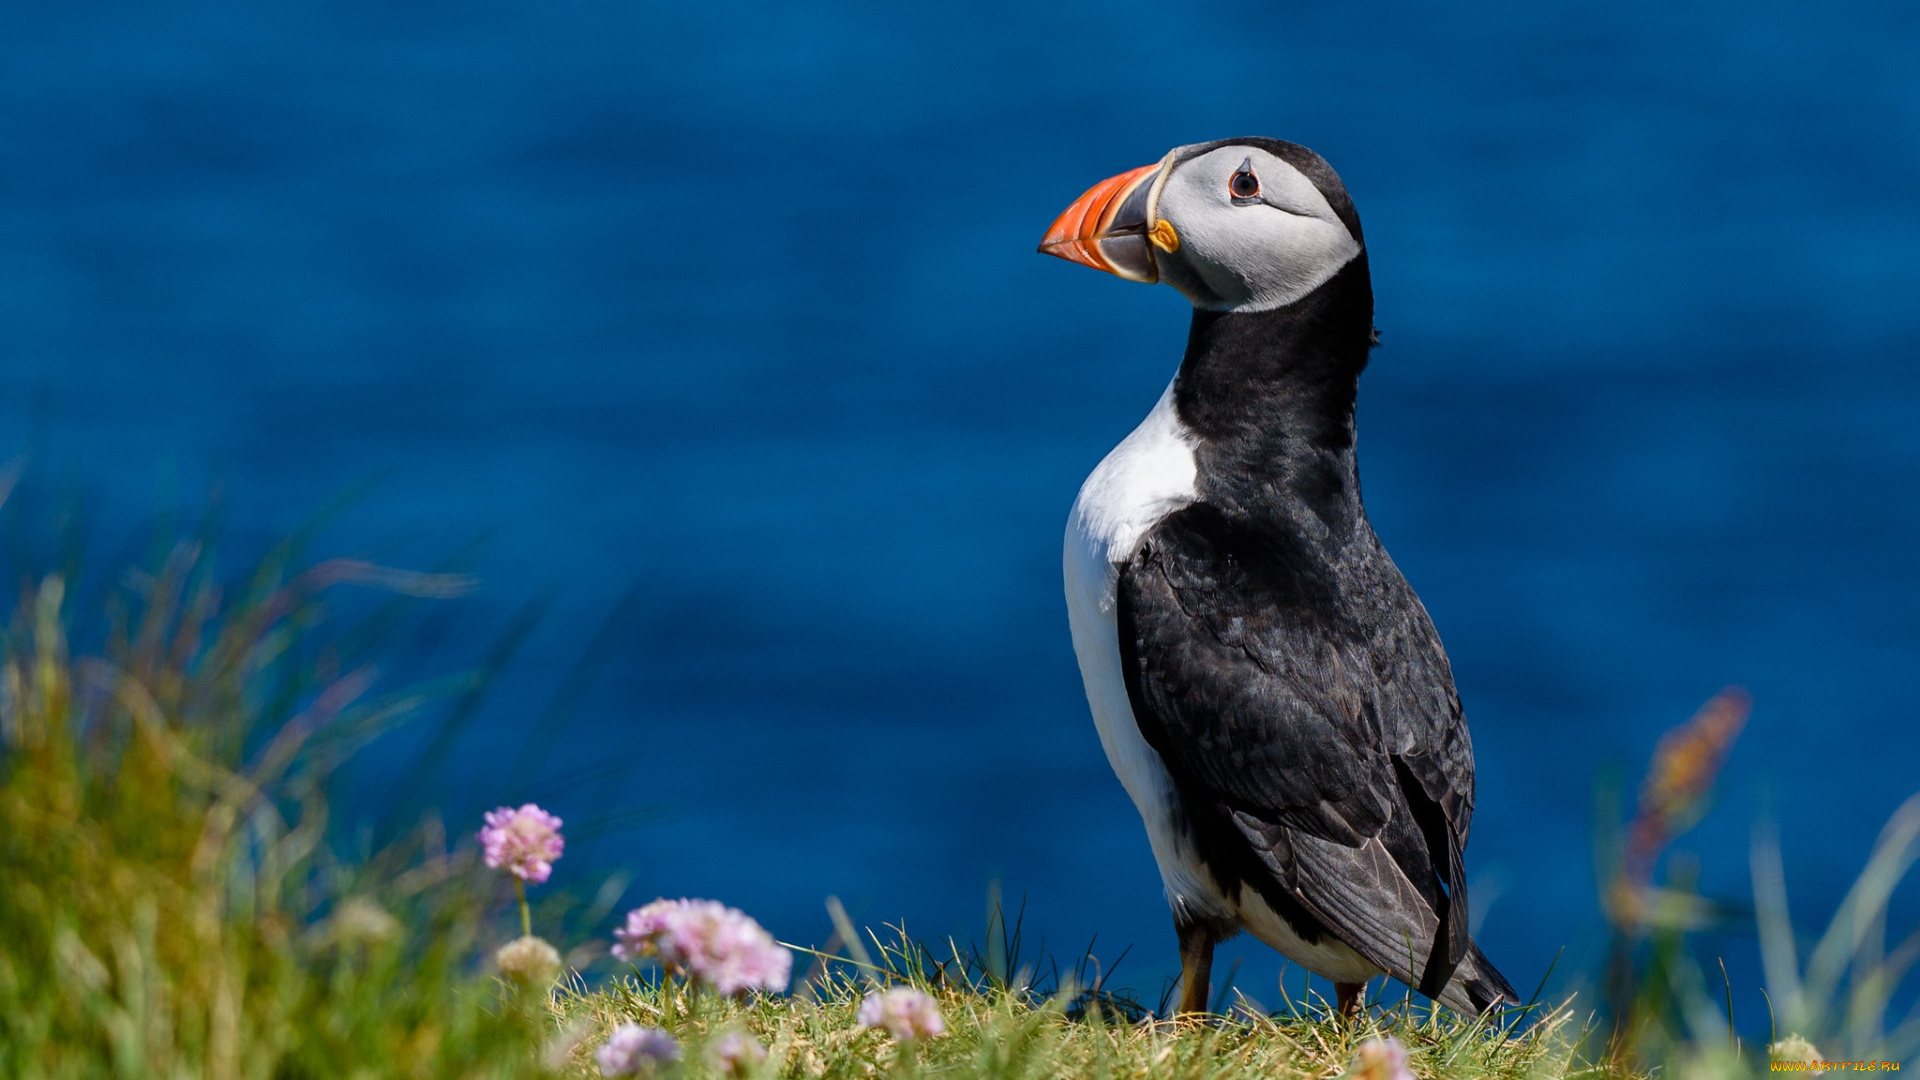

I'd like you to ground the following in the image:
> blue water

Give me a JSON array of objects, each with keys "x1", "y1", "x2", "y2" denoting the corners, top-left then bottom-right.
[{"x1": 5, "y1": 0, "x2": 1919, "y2": 1023}]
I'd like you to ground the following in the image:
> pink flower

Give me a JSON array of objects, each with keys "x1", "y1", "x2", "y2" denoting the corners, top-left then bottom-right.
[
  {"x1": 595, "y1": 1023, "x2": 678, "y2": 1077},
  {"x1": 612, "y1": 899, "x2": 684, "y2": 963},
  {"x1": 707, "y1": 1029, "x2": 768, "y2": 1077},
  {"x1": 1353, "y1": 1037, "x2": 1416, "y2": 1080},
  {"x1": 478, "y1": 804, "x2": 564, "y2": 884},
  {"x1": 857, "y1": 987, "x2": 946, "y2": 1040},
  {"x1": 611, "y1": 898, "x2": 791, "y2": 996}
]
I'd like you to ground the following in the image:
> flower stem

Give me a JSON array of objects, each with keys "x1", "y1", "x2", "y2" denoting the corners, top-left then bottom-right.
[{"x1": 516, "y1": 878, "x2": 531, "y2": 938}]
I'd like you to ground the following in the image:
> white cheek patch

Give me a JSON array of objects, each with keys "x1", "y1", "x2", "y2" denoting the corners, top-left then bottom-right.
[
  {"x1": 1190, "y1": 214, "x2": 1360, "y2": 312},
  {"x1": 1158, "y1": 148, "x2": 1363, "y2": 313}
]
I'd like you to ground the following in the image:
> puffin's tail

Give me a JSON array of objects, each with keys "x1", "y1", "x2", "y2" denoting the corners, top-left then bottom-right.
[{"x1": 1436, "y1": 942, "x2": 1519, "y2": 1015}]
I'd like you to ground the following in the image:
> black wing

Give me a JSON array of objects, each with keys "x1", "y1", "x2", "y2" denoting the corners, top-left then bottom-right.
[{"x1": 1117, "y1": 501, "x2": 1489, "y2": 1003}]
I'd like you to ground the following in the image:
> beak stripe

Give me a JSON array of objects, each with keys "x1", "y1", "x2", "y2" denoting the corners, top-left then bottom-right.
[{"x1": 1038, "y1": 163, "x2": 1163, "y2": 279}]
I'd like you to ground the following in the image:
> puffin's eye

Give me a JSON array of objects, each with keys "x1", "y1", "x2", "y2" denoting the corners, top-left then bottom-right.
[{"x1": 1229, "y1": 169, "x2": 1260, "y2": 200}]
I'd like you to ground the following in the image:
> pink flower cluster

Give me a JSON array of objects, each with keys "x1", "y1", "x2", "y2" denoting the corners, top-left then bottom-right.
[
  {"x1": 612, "y1": 898, "x2": 792, "y2": 996},
  {"x1": 1353, "y1": 1037, "x2": 1416, "y2": 1080},
  {"x1": 478, "y1": 803, "x2": 565, "y2": 884},
  {"x1": 857, "y1": 987, "x2": 946, "y2": 1040},
  {"x1": 594, "y1": 1023, "x2": 679, "y2": 1077}
]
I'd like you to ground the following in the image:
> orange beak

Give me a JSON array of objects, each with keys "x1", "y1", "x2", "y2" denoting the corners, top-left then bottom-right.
[{"x1": 1038, "y1": 161, "x2": 1164, "y2": 283}]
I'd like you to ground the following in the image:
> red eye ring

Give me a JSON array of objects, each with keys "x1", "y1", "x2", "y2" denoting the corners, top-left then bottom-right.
[{"x1": 1229, "y1": 169, "x2": 1260, "y2": 199}]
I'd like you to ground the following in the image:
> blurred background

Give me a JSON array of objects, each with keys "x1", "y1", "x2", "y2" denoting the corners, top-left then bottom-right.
[{"x1": 3, "y1": 0, "x2": 1916, "y2": 1030}]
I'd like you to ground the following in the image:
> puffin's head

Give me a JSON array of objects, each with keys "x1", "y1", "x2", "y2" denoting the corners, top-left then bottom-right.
[{"x1": 1039, "y1": 138, "x2": 1364, "y2": 313}]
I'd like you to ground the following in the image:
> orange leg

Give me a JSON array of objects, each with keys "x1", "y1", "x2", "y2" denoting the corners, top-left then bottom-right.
[
  {"x1": 1336, "y1": 980, "x2": 1366, "y2": 1019},
  {"x1": 1176, "y1": 922, "x2": 1217, "y2": 1015}
]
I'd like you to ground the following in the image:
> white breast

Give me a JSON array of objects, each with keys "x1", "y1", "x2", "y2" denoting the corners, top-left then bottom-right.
[
  {"x1": 1062, "y1": 382, "x2": 1232, "y2": 924},
  {"x1": 1061, "y1": 381, "x2": 1383, "y2": 984}
]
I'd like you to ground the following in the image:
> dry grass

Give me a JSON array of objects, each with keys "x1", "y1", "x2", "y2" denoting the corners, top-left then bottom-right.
[{"x1": 544, "y1": 970, "x2": 1595, "y2": 1080}]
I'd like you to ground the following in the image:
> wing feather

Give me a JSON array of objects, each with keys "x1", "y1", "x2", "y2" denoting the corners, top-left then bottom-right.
[{"x1": 1117, "y1": 502, "x2": 1482, "y2": 996}]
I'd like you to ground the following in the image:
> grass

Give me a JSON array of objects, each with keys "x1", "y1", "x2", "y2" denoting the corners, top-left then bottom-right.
[
  {"x1": 546, "y1": 967, "x2": 1589, "y2": 1080},
  {"x1": 1590, "y1": 692, "x2": 1920, "y2": 1072},
  {"x1": 543, "y1": 895, "x2": 1595, "y2": 1078},
  {"x1": 0, "y1": 512, "x2": 1907, "y2": 1078},
  {"x1": 0, "y1": 538, "x2": 552, "y2": 1079}
]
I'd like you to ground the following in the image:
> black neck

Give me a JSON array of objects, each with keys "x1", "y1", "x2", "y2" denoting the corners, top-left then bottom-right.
[{"x1": 1172, "y1": 253, "x2": 1376, "y2": 541}]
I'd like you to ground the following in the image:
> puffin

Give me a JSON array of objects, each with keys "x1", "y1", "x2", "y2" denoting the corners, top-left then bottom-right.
[{"x1": 1041, "y1": 138, "x2": 1515, "y2": 1017}]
